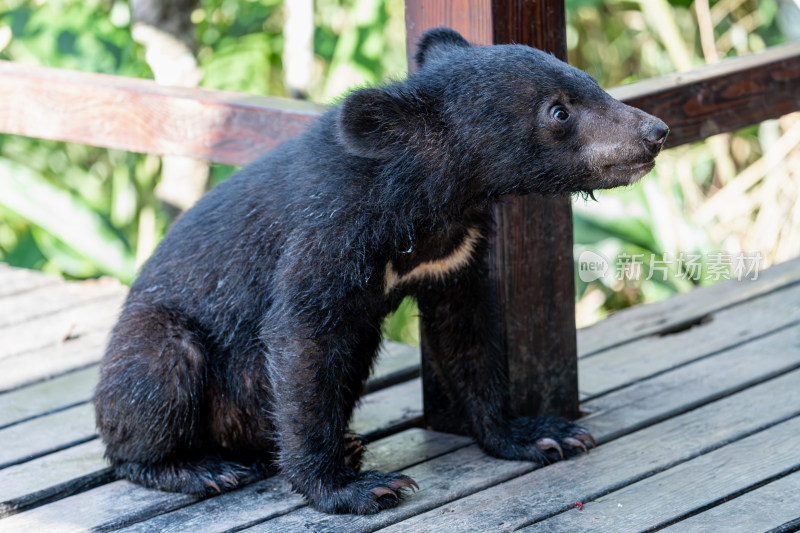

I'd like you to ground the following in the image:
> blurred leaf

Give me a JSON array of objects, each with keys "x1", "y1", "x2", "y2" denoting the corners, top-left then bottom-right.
[
  {"x1": 0, "y1": 158, "x2": 135, "y2": 281},
  {"x1": 382, "y1": 297, "x2": 420, "y2": 345},
  {"x1": 2, "y1": 227, "x2": 46, "y2": 270}
]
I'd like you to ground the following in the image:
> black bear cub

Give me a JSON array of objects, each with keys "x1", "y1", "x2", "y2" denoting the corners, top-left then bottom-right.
[{"x1": 95, "y1": 28, "x2": 668, "y2": 514}]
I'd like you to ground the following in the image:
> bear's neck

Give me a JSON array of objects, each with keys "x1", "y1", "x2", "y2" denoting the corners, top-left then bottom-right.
[{"x1": 371, "y1": 147, "x2": 490, "y2": 229}]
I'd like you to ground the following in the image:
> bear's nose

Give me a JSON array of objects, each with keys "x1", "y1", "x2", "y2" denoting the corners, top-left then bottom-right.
[{"x1": 644, "y1": 120, "x2": 669, "y2": 153}]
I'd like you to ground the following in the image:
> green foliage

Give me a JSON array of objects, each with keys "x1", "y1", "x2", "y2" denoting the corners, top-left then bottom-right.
[
  {"x1": 0, "y1": 0, "x2": 793, "y2": 340},
  {"x1": 567, "y1": 0, "x2": 791, "y2": 326},
  {"x1": 196, "y1": 0, "x2": 285, "y2": 95},
  {"x1": 382, "y1": 296, "x2": 420, "y2": 346},
  {"x1": 0, "y1": 0, "x2": 156, "y2": 281},
  {"x1": 312, "y1": 0, "x2": 406, "y2": 102}
]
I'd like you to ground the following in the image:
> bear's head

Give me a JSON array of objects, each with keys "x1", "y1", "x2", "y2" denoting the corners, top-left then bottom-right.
[{"x1": 336, "y1": 28, "x2": 668, "y2": 200}]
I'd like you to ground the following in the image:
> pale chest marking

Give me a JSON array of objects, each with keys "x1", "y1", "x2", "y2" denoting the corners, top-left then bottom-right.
[{"x1": 384, "y1": 227, "x2": 482, "y2": 294}]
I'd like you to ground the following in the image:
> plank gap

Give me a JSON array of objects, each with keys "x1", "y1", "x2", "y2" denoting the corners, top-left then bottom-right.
[
  {"x1": 583, "y1": 318, "x2": 800, "y2": 403},
  {"x1": 0, "y1": 279, "x2": 62, "y2": 300},
  {"x1": 644, "y1": 463, "x2": 800, "y2": 533},
  {"x1": 1, "y1": 467, "x2": 117, "y2": 519},
  {"x1": 0, "y1": 362, "x2": 98, "y2": 398},
  {"x1": 363, "y1": 365, "x2": 420, "y2": 394},
  {"x1": 0, "y1": 399, "x2": 89, "y2": 432},
  {"x1": 517, "y1": 412, "x2": 800, "y2": 531},
  {"x1": 579, "y1": 276, "x2": 800, "y2": 359},
  {"x1": 768, "y1": 517, "x2": 800, "y2": 533},
  {"x1": 0, "y1": 292, "x2": 122, "y2": 334},
  {"x1": 596, "y1": 359, "x2": 800, "y2": 444},
  {"x1": 0, "y1": 435, "x2": 97, "y2": 471}
]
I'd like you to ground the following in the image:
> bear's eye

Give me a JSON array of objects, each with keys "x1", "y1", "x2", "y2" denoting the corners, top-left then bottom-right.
[{"x1": 552, "y1": 106, "x2": 570, "y2": 122}]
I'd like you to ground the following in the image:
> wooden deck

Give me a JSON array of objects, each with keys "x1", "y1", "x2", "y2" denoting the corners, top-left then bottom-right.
[{"x1": 1, "y1": 259, "x2": 799, "y2": 532}]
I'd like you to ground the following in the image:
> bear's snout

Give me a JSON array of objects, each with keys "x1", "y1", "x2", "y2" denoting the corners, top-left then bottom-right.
[{"x1": 643, "y1": 120, "x2": 669, "y2": 156}]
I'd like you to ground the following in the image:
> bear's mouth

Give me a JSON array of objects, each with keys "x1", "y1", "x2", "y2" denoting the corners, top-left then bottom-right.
[
  {"x1": 612, "y1": 160, "x2": 655, "y2": 173},
  {"x1": 605, "y1": 159, "x2": 656, "y2": 185}
]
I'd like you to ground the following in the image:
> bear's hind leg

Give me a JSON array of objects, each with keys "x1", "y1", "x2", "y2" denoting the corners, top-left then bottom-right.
[{"x1": 94, "y1": 304, "x2": 263, "y2": 494}]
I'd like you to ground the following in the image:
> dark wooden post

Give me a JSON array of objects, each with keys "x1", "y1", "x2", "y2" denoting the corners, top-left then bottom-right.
[{"x1": 405, "y1": 0, "x2": 580, "y2": 431}]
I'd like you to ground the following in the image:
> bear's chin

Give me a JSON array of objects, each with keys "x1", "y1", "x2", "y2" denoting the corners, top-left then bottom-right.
[{"x1": 599, "y1": 159, "x2": 655, "y2": 188}]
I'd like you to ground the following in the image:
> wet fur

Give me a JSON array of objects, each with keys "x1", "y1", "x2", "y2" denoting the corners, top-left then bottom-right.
[{"x1": 95, "y1": 28, "x2": 665, "y2": 514}]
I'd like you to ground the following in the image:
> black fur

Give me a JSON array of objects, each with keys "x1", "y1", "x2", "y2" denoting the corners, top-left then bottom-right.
[{"x1": 94, "y1": 28, "x2": 667, "y2": 514}]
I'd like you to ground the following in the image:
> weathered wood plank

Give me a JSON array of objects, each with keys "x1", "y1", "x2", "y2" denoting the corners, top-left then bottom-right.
[
  {"x1": 0, "y1": 61, "x2": 323, "y2": 167},
  {"x1": 521, "y1": 416, "x2": 800, "y2": 532},
  {"x1": 579, "y1": 281, "x2": 800, "y2": 399},
  {"x1": 0, "y1": 404, "x2": 95, "y2": 470},
  {"x1": 12, "y1": 316, "x2": 792, "y2": 523},
  {"x1": 581, "y1": 322, "x2": 800, "y2": 441},
  {"x1": 0, "y1": 480, "x2": 195, "y2": 533},
  {"x1": 350, "y1": 378, "x2": 423, "y2": 439},
  {"x1": 0, "y1": 265, "x2": 60, "y2": 298},
  {"x1": 578, "y1": 256, "x2": 800, "y2": 357},
  {"x1": 248, "y1": 368, "x2": 800, "y2": 532},
  {"x1": 0, "y1": 275, "x2": 123, "y2": 331},
  {"x1": 658, "y1": 470, "x2": 800, "y2": 533},
  {"x1": 0, "y1": 329, "x2": 108, "y2": 392},
  {"x1": 115, "y1": 429, "x2": 472, "y2": 533},
  {"x1": 0, "y1": 297, "x2": 121, "y2": 362},
  {"x1": 365, "y1": 341, "x2": 420, "y2": 393},
  {"x1": 0, "y1": 430, "x2": 467, "y2": 531},
  {"x1": 0, "y1": 440, "x2": 112, "y2": 518},
  {"x1": 611, "y1": 42, "x2": 800, "y2": 149},
  {"x1": 0, "y1": 366, "x2": 97, "y2": 429},
  {"x1": 6, "y1": 310, "x2": 797, "y2": 530}
]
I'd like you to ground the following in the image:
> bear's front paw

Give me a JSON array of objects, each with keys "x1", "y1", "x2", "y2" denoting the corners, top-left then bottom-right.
[
  {"x1": 482, "y1": 416, "x2": 595, "y2": 465},
  {"x1": 306, "y1": 470, "x2": 418, "y2": 515}
]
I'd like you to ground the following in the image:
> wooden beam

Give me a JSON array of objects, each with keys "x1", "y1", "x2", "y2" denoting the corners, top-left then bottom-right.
[
  {"x1": 1, "y1": 43, "x2": 799, "y2": 164},
  {"x1": 488, "y1": 1, "x2": 579, "y2": 421},
  {"x1": 0, "y1": 61, "x2": 323, "y2": 167},
  {"x1": 613, "y1": 42, "x2": 800, "y2": 148},
  {"x1": 407, "y1": 0, "x2": 580, "y2": 432}
]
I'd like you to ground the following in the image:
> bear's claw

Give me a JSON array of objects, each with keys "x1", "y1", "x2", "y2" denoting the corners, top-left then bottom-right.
[
  {"x1": 563, "y1": 437, "x2": 588, "y2": 453},
  {"x1": 536, "y1": 437, "x2": 564, "y2": 458},
  {"x1": 371, "y1": 486, "x2": 398, "y2": 500},
  {"x1": 368, "y1": 475, "x2": 418, "y2": 504},
  {"x1": 493, "y1": 416, "x2": 597, "y2": 465},
  {"x1": 369, "y1": 474, "x2": 418, "y2": 503},
  {"x1": 575, "y1": 431, "x2": 596, "y2": 447},
  {"x1": 388, "y1": 475, "x2": 419, "y2": 492}
]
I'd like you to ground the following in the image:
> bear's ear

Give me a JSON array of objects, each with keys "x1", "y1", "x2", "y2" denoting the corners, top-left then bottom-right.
[
  {"x1": 415, "y1": 27, "x2": 470, "y2": 68},
  {"x1": 336, "y1": 87, "x2": 424, "y2": 160}
]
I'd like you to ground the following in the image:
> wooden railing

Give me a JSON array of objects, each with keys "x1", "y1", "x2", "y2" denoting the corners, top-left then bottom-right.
[
  {"x1": 4, "y1": 41, "x2": 797, "y2": 163},
  {"x1": 1, "y1": 0, "x2": 799, "y2": 431}
]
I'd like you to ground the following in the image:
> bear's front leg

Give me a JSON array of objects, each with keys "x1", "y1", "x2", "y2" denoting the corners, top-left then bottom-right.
[
  {"x1": 263, "y1": 309, "x2": 417, "y2": 514},
  {"x1": 416, "y1": 252, "x2": 594, "y2": 465}
]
